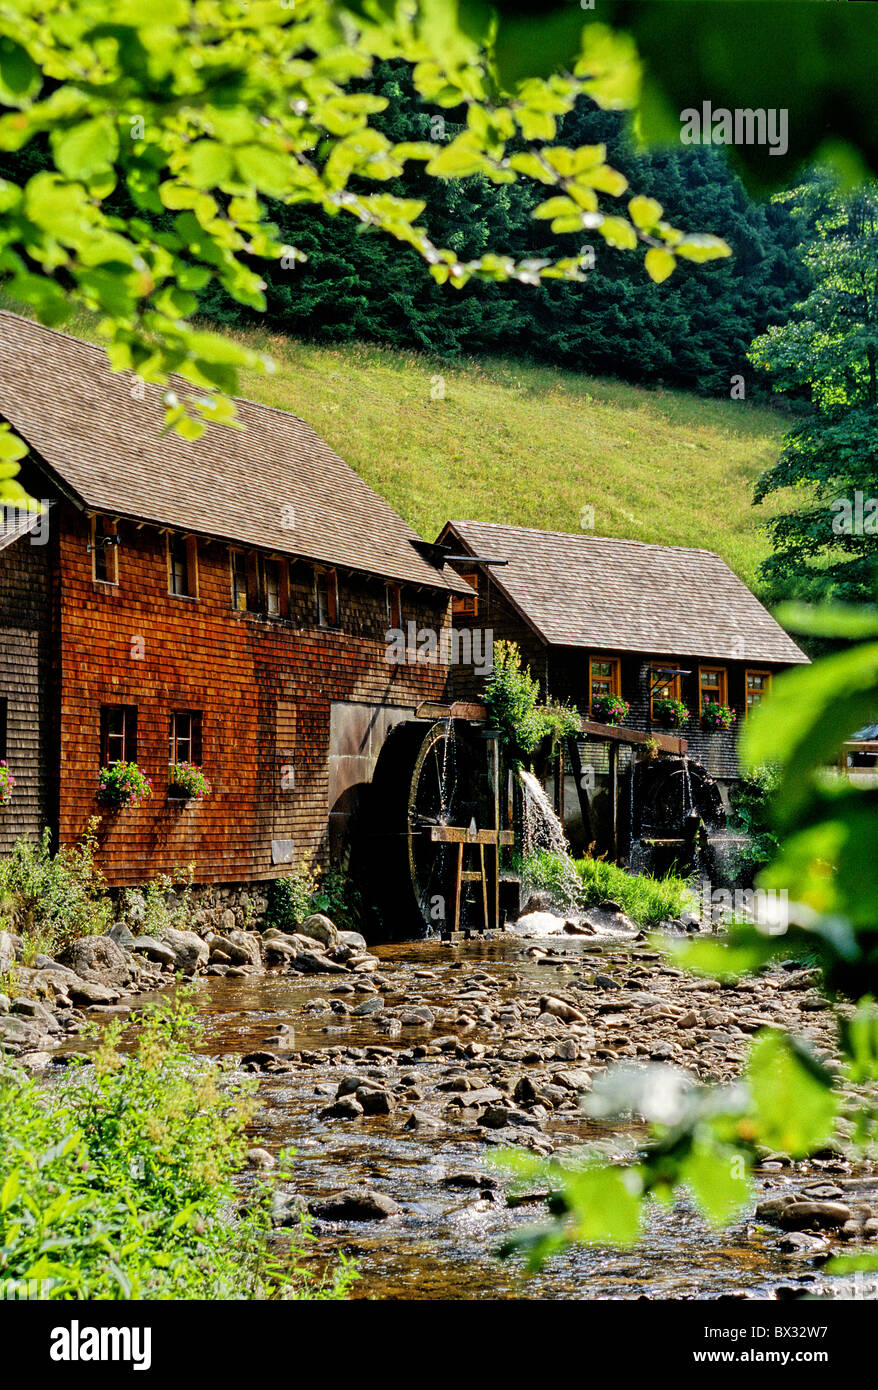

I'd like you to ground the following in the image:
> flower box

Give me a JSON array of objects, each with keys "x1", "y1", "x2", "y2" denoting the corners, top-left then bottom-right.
[
  {"x1": 98, "y1": 761, "x2": 152, "y2": 808},
  {"x1": 168, "y1": 762, "x2": 211, "y2": 801},
  {"x1": 592, "y1": 693, "x2": 630, "y2": 727},
  {"x1": 701, "y1": 701, "x2": 736, "y2": 732},
  {"x1": 653, "y1": 696, "x2": 689, "y2": 728}
]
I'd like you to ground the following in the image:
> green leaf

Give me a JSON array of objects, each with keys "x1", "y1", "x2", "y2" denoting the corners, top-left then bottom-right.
[
  {"x1": 680, "y1": 1137, "x2": 751, "y2": 1225},
  {"x1": 746, "y1": 1030, "x2": 838, "y2": 1158},
  {"x1": 0, "y1": 37, "x2": 41, "y2": 108},
  {"x1": 51, "y1": 117, "x2": 119, "y2": 181}
]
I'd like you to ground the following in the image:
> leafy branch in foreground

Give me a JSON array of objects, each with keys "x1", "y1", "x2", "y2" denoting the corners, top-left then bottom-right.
[
  {"x1": 497, "y1": 595, "x2": 878, "y2": 1276},
  {"x1": 0, "y1": 0, "x2": 730, "y2": 501}
]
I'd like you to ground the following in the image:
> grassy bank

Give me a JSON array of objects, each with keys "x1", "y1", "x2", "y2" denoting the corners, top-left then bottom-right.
[{"x1": 231, "y1": 330, "x2": 787, "y2": 592}]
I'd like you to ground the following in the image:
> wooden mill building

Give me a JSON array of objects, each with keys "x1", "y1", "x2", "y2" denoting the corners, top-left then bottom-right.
[
  {"x1": 438, "y1": 520, "x2": 808, "y2": 848},
  {"x1": 0, "y1": 311, "x2": 469, "y2": 892}
]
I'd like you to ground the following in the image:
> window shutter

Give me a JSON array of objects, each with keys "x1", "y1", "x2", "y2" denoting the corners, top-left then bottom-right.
[
  {"x1": 185, "y1": 536, "x2": 198, "y2": 597},
  {"x1": 191, "y1": 713, "x2": 203, "y2": 766},
  {"x1": 278, "y1": 560, "x2": 290, "y2": 618},
  {"x1": 327, "y1": 569, "x2": 338, "y2": 626},
  {"x1": 99, "y1": 706, "x2": 110, "y2": 767}
]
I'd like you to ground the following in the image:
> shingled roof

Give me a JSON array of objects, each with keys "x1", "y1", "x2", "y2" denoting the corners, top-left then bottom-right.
[
  {"x1": 0, "y1": 311, "x2": 467, "y2": 593},
  {"x1": 440, "y1": 521, "x2": 808, "y2": 665}
]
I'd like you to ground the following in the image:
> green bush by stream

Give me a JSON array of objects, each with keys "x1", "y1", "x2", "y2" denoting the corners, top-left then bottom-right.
[
  {"x1": 520, "y1": 848, "x2": 692, "y2": 928},
  {"x1": 0, "y1": 994, "x2": 356, "y2": 1300}
]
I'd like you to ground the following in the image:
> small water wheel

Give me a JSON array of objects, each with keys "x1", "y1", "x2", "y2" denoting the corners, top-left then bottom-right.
[{"x1": 359, "y1": 718, "x2": 507, "y2": 937}]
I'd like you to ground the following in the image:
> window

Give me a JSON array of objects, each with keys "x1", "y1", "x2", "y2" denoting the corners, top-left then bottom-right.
[
  {"x1": 168, "y1": 534, "x2": 197, "y2": 598},
  {"x1": 231, "y1": 550, "x2": 248, "y2": 611},
  {"x1": 91, "y1": 516, "x2": 118, "y2": 585},
  {"x1": 452, "y1": 572, "x2": 479, "y2": 618},
  {"x1": 262, "y1": 558, "x2": 281, "y2": 617},
  {"x1": 231, "y1": 551, "x2": 286, "y2": 616},
  {"x1": 315, "y1": 567, "x2": 339, "y2": 627},
  {"x1": 745, "y1": 670, "x2": 772, "y2": 718},
  {"x1": 169, "y1": 711, "x2": 203, "y2": 767},
  {"x1": 100, "y1": 705, "x2": 137, "y2": 766},
  {"x1": 386, "y1": 582, "x2": 402, "y2": 630},
  {"x1": 589, "y1": 656, "x2": 621, "y2": 713},
  {"x1": 699, "y1": 666, "x2": 728, "y2": 710},
  {"x1": 650, "y1": 665, "x2": 683, "y2": 719}
]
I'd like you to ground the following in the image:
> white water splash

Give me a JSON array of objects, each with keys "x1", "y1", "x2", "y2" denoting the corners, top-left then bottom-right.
[{"x1": 518, "y1": 769, "x2": 582, "y2": 908}]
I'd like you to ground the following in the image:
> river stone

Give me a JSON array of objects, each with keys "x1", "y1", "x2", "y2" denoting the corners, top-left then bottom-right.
[
  {"x1": 539, "y1": 995, "x2": 586, "y2": 1024},
  {"x1": 295, "y1": 950, "x2": 347, "y2": 975},
  {"x1": 0, "y1": 1015, "x2": 45, "y2": 1048},
  {"x1": 352, "y1": 996, "x2": 384, "y2": 1017},
  {"x1": 131, "y1": 937, "x2": 176, "y2": 966},
  {"x1": 309, "y1": 1188, "x2": 400, "y2": 1222},
  {"x1": 400, "y1": 1006, "x2": 435, "y2": 1027},
  {"x1": 355, "y1": 1085, "x2": 395, "y2": 1115},
  {"x1": 61, "y1": 935, "x2": 135, "y2": 988},
  {"x1": 262, "y1": 936, "x2": 299, "y2": 963},
  {"x1": 11, "y1": 998, "x2": 60, "y2": 1032},
  {"x1": 247, "y1": 1147, "x2": 277, "y2": 1170},
  {"x1": 158, "y1": 928, "x2": 209, "y2": 975},
  {"x1": 227, "y1": 930, "x2": 262, "y2": 966},
  {"x1": 0, "y1": 993, "x2": 9, "y2": 1015},
  {"x1": 339, "y1": 930, "x2": 367, "y2": 951},
  {"x1": 404, "y1": 1109, "x2": 442, "y2": 1132},
  {"x1": 67, "y1": 977, "x2": 120, "y2": 1006},
  {"x1": 299, "y1": 914, "x2": 339, "y2": 949},
  {"x1": 777, "y1": 1200, "x2": 852, "y2": 1230},
  {"x1": 271, "y1": 1193, "x2": 309, "y2": 1227},
  {"x1": 320, "y1": 1095, "x2": 364, "y2": 1120},
  {"x1": 0, "y1": 930, "x2": 15, "y2": 977},
  {"x1": 107, "y1": 921, "x2": 137, "y2": 951},
  {"x1": 440, "y1": 1171, "x2": 499, "y2": 1191}
]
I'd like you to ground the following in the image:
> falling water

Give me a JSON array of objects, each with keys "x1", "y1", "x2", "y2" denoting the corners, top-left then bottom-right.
[{"x1": 518, "y1": 768, "x2": 582, "y2": 908}]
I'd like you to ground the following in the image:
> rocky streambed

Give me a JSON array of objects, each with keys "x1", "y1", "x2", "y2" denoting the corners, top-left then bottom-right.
[{"x1": 2, "y1": 915, "x2": 877, "y2": 1299}]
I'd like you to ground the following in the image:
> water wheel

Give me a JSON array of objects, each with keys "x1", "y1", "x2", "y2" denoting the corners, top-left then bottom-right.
[{"x1": 359, "y1": 718, "x2": 497, "y2": 937}]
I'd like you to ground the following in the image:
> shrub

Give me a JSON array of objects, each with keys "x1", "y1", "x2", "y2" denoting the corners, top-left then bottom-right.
[
  {"x1": 0, "y1": 822, "x2": 112, "y2": 959},
  {"x1": 0, "y1": 759, "x2": 15, "y2": 805},
  {"x1": 265, "y1": 864, "x2": 375, "y2": 937},
  {"x1": 701, "y1": 701, "x2": 736, "y2": 732},
  {"x1": 591, "y1": 693, "x2": 630, "y2": 726},
  {"x1": 98, "y1": 761, "x2": 152, "y2": 807},
  {"x1": 485, "y1": 641, "x2": 580, "y2": 761},
  {"x1": 0, "y1": 993, "x2": 358, "y2": 1301},
  {"x1": 168, "y1": 762, "x2": 211, "y2": 800},
  {"x1": 652, "y1": 696, "x2": 689, "y2": 728},
  {"x1": 573, "y1": 856, "x2": 692, "y2": 927},
  {"x1": 727, "y1": 763, "x2": 782, "y2": 882},
  {"x1": 122, "y1": 866, "x2": 196, "y2": 938}
]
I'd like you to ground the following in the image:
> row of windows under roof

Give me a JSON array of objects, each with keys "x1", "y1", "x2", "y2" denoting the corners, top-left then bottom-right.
[{"x1": 90, "y1": 519, "x2": 404, "y2": 629}]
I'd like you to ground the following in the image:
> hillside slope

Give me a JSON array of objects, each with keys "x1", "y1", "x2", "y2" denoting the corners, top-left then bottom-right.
[{"x1": 231, "y1": 331, "x2": 786, "y2": 593}]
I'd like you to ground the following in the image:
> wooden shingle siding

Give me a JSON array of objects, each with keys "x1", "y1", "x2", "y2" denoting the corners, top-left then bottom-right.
[
  {"x1": 0, "y1": 533, "x2": 53, "y2": 852},
  {"x1": 55, "y1": 504, "x2": 452, "y2": 886}
]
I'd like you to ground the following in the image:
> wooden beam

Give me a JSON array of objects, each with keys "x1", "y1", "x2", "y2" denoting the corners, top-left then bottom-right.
[
  {"x1": 580, "y1": 719, "x2": 687, "y2": 755},
  {"x1": 430, "y1": 826, "x2": 514, "y2": 846}
]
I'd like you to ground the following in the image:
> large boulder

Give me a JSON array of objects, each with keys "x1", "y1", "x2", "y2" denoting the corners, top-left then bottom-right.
[
  {"x1": 158, "y1": 928, "x2": 209, "y2": 975},
  {"x1": 132, "y1": 937, "x2": 177, "y2": 967},
  {"x1": 61, "y1": 935, "x2": 138, "y2": 988},
  {"x1": 299, "y1": 914, "x2": 339, "y2": 949}
]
